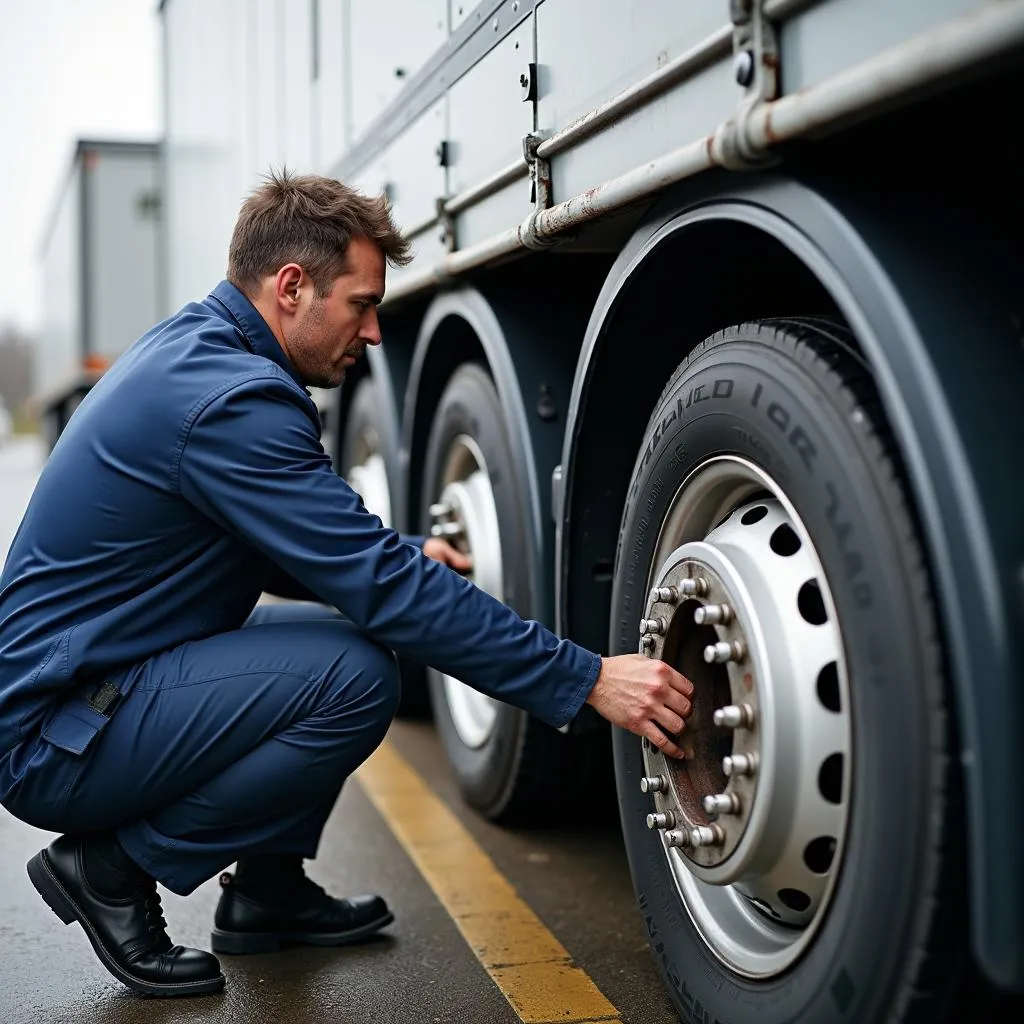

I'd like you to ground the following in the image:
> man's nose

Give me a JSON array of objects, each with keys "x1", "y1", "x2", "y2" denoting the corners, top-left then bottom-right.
[{"x1": 361, "y1": 309, "x2": 383, "y2": 346}]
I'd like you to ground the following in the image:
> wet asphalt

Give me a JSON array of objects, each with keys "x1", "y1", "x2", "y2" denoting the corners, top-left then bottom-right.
[{"x1": 0, "y1": 437, "x2": 679, "y2": 1024}]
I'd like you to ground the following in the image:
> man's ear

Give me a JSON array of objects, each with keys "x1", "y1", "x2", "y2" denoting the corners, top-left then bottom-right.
[{"x1": 274, "y1": 264, "x2": 304, "y2": 314}]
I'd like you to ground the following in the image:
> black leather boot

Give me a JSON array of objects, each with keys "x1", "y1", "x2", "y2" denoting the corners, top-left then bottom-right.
[
  {"x1": 27, "y1": 833, "x2": 225, "y2": 997},
  {"x1": 211, "y1": 857, "x2": 393, "y2": 954}
]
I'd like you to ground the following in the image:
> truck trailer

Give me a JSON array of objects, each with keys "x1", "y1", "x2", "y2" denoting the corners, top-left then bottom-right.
[
  {"x1": 159, "y1": 1, "x2": 1024, "y2": 1019},
  {"x1": 35, "y1": 139, "x2": 162, "y2": 449}
]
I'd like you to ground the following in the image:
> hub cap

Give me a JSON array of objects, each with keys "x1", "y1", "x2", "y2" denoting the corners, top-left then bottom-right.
[
  {"x1": 638, "y1": 456, "x2": 851, "y2": 978},
  {"x1": 430, "y1": 434, "x2": 503, "y2": 749}
]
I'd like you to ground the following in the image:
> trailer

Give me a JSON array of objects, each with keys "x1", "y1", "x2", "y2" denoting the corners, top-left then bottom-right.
[
  {"x1": 159, "y1": 1, "x2": 1024, "y2": 1019},
  {"x1": 35, "y1": 139, "x2": 162, "y2": 450}
]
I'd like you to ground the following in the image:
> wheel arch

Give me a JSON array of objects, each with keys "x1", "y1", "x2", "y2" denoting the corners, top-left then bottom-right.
[
  {"x1": 404, "y1": 261, "x2": 607, "y2": 625},
  {"x1": 559, "y1": 172, "x2": 1024, "y2": 989}
]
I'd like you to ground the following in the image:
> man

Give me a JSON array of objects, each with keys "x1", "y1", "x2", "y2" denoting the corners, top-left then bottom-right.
[{"x1": 0, "y1": 171, "x2": 693, "y2": 997}]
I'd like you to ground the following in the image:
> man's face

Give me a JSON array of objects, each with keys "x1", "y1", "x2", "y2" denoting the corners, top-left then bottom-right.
[{"x1": 285, "y1": 236, "x2": 386, "y2": 388}]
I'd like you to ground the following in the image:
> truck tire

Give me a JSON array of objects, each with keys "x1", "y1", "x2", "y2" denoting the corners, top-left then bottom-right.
[
  {"x1": 342, "y1": 375, "x2": 431, "y2": 719},
  {"x1": 611, "y1": 320, "x2": 963, "y2": 1022},
  {"x1": 422, "y1": 363, "x2": 570, "y2": 821}
]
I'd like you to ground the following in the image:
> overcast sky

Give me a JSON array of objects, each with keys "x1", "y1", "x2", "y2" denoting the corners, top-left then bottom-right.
[{"x1": 0, "y1": 0, "x2": 160, "y2": 335}]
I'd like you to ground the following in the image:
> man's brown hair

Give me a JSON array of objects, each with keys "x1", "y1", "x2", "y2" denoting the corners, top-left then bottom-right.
[{"x1": 226, "y1": 168, "x2": 412, "y2": 298}]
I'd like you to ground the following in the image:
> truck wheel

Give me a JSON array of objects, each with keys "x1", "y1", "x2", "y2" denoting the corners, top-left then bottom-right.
[
  {"x1": 342, "y1": 376, "x2": 394, "y2": 529},
  {"x1": 422, "y1": 363, "x2": 568, "y2": 821},
  {"x1": 612, "y1": 320, "x2": 961, "y2": 1022},
  {"x1": 342, "y1": 375, "x2": 431, "y2": 718}
]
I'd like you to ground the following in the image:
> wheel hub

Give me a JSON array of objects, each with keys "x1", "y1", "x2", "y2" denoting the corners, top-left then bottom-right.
[{"x1": 638, "y1": 457, "x2": 851, "y2": 977}]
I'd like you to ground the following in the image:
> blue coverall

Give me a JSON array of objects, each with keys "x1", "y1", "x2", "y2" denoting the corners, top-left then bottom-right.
[{"x1": 0, "y1": 281, "x2": 601, "y2": 894}]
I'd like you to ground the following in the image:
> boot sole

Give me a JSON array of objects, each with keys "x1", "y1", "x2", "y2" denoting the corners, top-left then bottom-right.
[
  {"x1": 26, "y1": 850, "x2": 226, "y2": 998},
  {"x1": 211, "y1": 910, "x2": 395, "y2": 954}
]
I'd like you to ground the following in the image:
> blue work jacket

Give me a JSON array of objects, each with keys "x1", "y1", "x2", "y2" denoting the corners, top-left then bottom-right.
[{"x1": 0, "y1": 281, "x2": 600, "y2": 769}]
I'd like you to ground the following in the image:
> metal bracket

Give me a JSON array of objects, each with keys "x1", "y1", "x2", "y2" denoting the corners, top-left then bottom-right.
[
  {"x1": 716, "y1": 0, "x2": 781, "y2": 170},
  {"x1": 520, "y1": 132, "x2": 558, "y2": 250},
  {"x1": 436, "y1": 196, "x2": 456, "y2": 253}
]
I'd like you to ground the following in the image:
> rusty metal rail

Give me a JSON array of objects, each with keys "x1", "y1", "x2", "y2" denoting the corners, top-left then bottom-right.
[{"x1": 386, "y1": 1, "x2": 1024, "y2": 305}]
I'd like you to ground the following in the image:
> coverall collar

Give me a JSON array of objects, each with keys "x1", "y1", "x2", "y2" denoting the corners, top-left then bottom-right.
[{"x1": 210, "y1": 280, "x2": 305, "y2": 389}]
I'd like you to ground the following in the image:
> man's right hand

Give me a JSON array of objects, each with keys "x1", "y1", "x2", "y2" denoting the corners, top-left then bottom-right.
[{"x1": 585, "y1": 655, "x2": 694, "y2": 759}]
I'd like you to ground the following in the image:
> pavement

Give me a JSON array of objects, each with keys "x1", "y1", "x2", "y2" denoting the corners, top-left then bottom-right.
[{"x1": 0, "y1": 435, "x2": 680, "y2": 1024}]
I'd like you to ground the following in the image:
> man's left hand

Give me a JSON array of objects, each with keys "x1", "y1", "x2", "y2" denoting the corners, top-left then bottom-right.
[{"x1": 422, "y1": 537, "x2": 474, "y2": 575}]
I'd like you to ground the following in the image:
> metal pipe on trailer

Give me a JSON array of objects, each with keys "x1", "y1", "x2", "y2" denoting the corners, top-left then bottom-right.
[{"x1": 384, "y1": 1, "x2": 1024, "y2": 306}]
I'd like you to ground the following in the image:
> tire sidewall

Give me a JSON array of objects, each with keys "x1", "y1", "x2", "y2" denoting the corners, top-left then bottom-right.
[
  {"x1": 421, "y1": 364, "x2": 534, "y2": 813},
  {"x1": 612, "y1": 327, "x2": 944, "y2": 1023}
]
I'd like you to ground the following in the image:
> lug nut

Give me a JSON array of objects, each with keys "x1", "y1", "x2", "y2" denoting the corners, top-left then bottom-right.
[
  {"x1": 649, "y1": 586, "x2": 679, "y2": 605},
  {"x1": 665, "y1": 829, "x2": 691, "y2": 848},
  {"x1": 429, "y1": 502, "x2": 452, "y2": 519},
  {"x1": 639, "y1": 634, "x2": 655, "y2": 651},
  {"x1": 702, "y1": 792, "x2": 741, "y2": 815},
  {"x1": 694, "y1": 603, "x2": 732, "y2": 626},
  {"x1": 431, "y1": 521, "x2": 464, "y2": 538},
  {"x1": 640, "y1": 775, "x2": 667, "y2": 794},
  {"x1": 703, "y1": 640, "x2": 746, "y2": 664},
  {"x1": 723, "y1": 753, "x2": 757, "y2": 777},
  {"x1": 646, "y1": 810, "x2": 676, "y2": 830},
  {"x1": 679, "y1": 577, "x2": 709, "y2": 597},
  {"x1": 639, "y1": 617, "x2": 666, "y2": 635},
  {"x1": 690, "y1": 824, "x2": 726, "y2": 848},
  {"x1": 713, "y1": 704, "x2": 755, "y2": 729}
]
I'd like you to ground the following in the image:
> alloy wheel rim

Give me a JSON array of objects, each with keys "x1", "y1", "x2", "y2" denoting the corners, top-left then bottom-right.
[
  {"x1": 637, "y1": 456, "x2": 852, "y2": 978},
  {"x1": 430, "y1": 434, "x2": 503, "y2": 749}
]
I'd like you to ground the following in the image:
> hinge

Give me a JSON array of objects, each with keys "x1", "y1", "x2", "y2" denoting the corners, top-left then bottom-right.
[
  {"x1": 436, "y1": 196, "x2": 456, "y2": 253},
  {"x1": 716, "y1": 0, "x2": 780, "y2": 169},
  {"x1": 520, "y1": 131, "x2": 557, "y2": 250}
]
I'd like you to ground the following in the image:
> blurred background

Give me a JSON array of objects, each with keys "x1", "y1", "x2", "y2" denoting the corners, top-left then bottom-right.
[{"x1": 0, "y1": 0, "x2": 159, "y2": 439}]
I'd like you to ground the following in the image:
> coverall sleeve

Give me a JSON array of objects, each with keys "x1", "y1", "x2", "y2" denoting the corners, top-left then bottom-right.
[
  {"x1": 265, "y1": 532, "x2": 426, "y2": 600},
  {"x1": 176, "y1": 375, "x2": 600, "y2": 729}
]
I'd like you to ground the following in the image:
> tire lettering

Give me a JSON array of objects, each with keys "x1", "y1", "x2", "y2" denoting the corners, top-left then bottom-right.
[
  {"x1": 767, "y1": 401, "x2": 789, "y2": 433},
  {"x1": 751, "y1": 383, "x2": 763, "y2": 409},
  {"x1": 790, "y1": 425, "x2": 818, "y2": 473},
  {"x1": 646, "y1": 476, "x2": 665, "y2": 514},
  {"x1": 825, "y1": 481, "x2": 873, "y2": 609},
  {"x1": 757, "y1": 397, "x2": 819, "y2": 470},
  {"x1": 668, "y1": 443, "x2": 687, "y2": 471},
  {"x1": 643, "y1": 913, "x2": 737, "y2": 1023},
  {"x1": 680, "y1": 379, "x2": 734, "y2": 414}
]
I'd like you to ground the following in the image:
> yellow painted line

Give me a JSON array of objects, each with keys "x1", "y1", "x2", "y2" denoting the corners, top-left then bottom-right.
[{"x1": 357, "y1": 740, "x2": 623, "y2": 1024}]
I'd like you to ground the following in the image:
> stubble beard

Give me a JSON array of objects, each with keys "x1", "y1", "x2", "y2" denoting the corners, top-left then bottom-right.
[{"x1": 292, "y1": 297, "x2": 344, "y2": 389}]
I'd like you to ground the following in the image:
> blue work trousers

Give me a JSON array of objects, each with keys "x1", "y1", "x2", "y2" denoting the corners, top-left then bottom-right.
[{"x1": 2, "y1": 604, "x2": 400, "y2": 894}]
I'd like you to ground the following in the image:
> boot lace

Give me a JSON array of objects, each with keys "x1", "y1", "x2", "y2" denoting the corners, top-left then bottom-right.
[{"x1": 141, "y1": 881, "x2": 169, "y2": 938}]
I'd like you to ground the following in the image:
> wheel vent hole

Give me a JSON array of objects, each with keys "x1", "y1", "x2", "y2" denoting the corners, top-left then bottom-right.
[
  {"x1": 803, "y1": 836, "x2": 837, "y2": 874},
  {"x1": 740, "y1": 505, "x2": 768, "y2": 525},
  {"x1": 769, "y1": 523, "x2": 801, "y2": 556},
  {"x1": 778, "y1": 888, "x2": 811, "y2": 913},
  {"x1": 816, "y1": 662, "x2": 840, "y2": 712},
  {"x1": 798, "y1": 580, "x2": 827, "y2": 625},
  {"x1": 819, "y1": 753, "x2": 843, "y2": 804},
  {"x1": 745, "y1": 895, "x2": 782, "y2": 920}
]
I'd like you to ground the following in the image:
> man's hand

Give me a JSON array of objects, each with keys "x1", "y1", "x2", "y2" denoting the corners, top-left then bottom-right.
[
  {"x1": 586, "y1": 655, "x2": 694, "y2": 759},
  {"x1": 422, "y1": 537, "x2": 474, "y2": 575}
]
